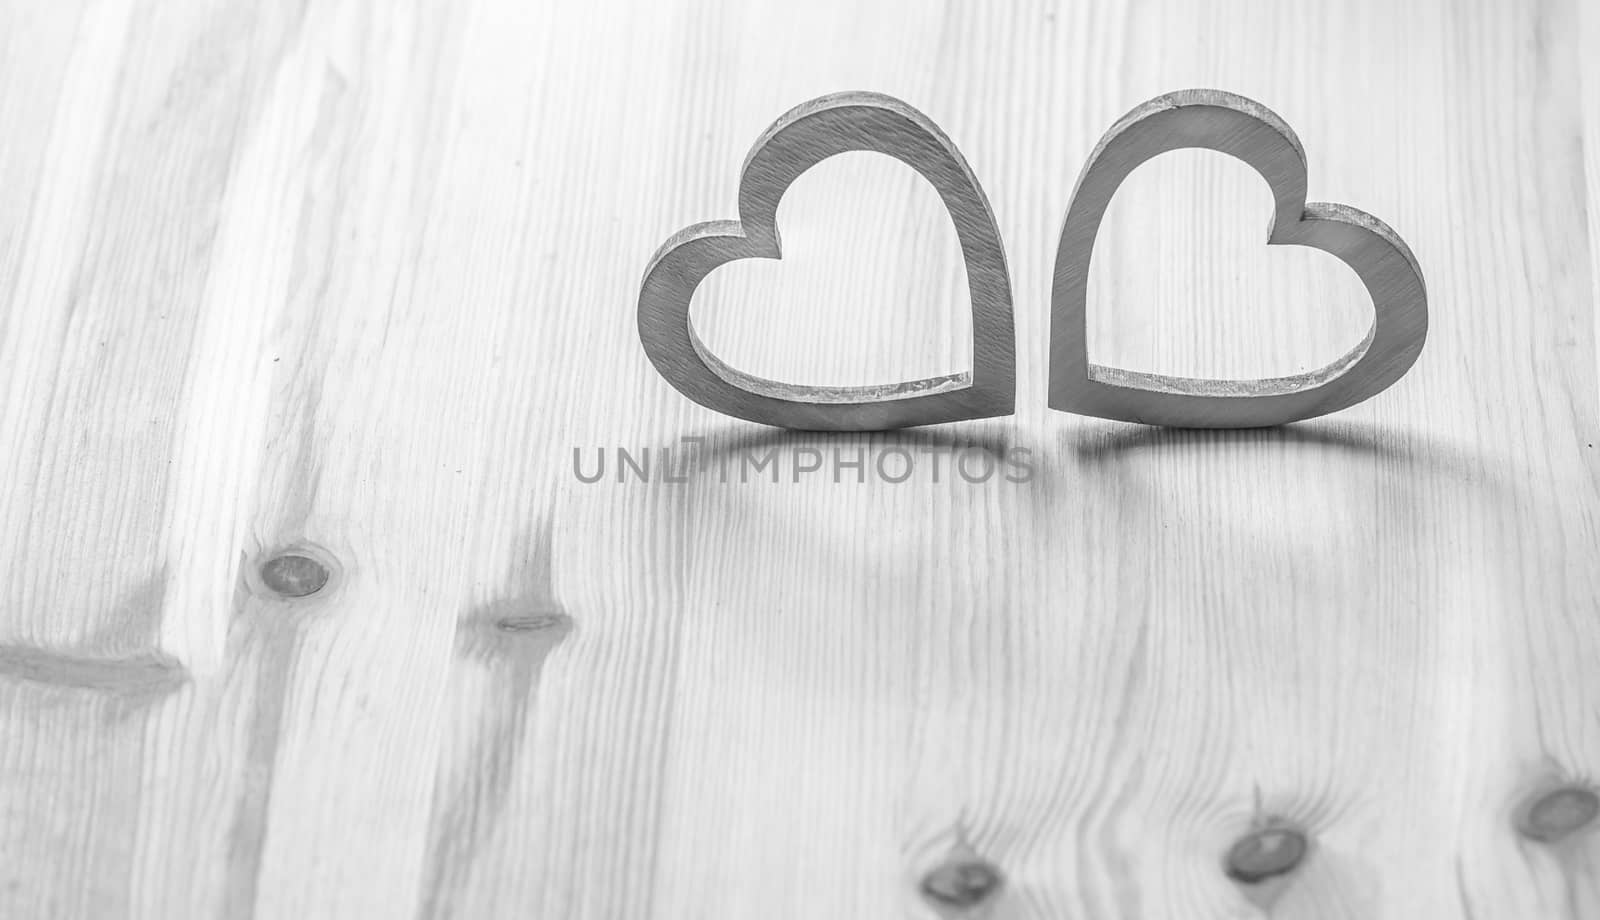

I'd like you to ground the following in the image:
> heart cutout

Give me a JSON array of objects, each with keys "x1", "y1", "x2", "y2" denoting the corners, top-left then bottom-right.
[
  {"x1": 639, "y1": 92, "x2": 1015, "y2": 431},
  {"x1": 1048, "y1": 89, "x2": 1428, "y2": 427}
]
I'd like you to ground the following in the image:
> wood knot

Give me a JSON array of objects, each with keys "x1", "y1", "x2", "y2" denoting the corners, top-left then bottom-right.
[
  {"x1": 1518, "y1": 785, "x2": 1599, "y2": 844},
  {"x1": 495, "y1": 612, "x2": 571, "y2": 634},
  {"x1": 919, "y1": 857, "x2": 1002, "y2": 912},
  {"x1": 1225, "y1": 825, "x2": 1308, "y2": 884},
  {"x1": 259, "y1": 552, "x2": 331, "y2": 598}
]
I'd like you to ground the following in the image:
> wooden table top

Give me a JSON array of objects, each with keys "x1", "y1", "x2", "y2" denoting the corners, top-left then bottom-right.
[{"x1": 1, "y1": 0, "x2": 1598, "y2": 917}]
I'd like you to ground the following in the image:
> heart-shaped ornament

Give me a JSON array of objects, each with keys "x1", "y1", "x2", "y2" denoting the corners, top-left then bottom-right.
[
  {"x1": 639, "y1": 92, "x2": 1015, "y2": 431},
  {"x1": 1049, "y1": 89, "x2": 1428, "y2": 428}
]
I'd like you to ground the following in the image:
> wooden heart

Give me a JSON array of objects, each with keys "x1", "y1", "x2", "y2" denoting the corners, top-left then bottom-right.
[
  {"x1": 1048, "y1": 89, "x2": 1428, "y2": 428},
  {"x1": 639, "y1": 92, "x2": 1015, "y2": 431}
]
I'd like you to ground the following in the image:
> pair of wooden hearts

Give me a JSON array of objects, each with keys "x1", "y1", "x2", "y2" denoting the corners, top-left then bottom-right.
[{"x1": 638, "y1": 90, "x2": 1428, "y2": 430}]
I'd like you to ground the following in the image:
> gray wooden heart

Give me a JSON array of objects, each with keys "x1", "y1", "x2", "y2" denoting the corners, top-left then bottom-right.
[
  {"x1": 1048, "y1": 89, "x2": 1428, "y2": 428},
  {"x1": 639, "y1": 92, "x2": 1015, "y2": 431}
]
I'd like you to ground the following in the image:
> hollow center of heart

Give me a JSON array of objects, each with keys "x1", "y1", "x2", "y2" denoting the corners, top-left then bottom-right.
[
  {"x1": 693, "y1": 151, "x2": 973, "y2": 387},
  {"x1": 1087, "y1": 150, "x2": 1370, "y2": 381}
]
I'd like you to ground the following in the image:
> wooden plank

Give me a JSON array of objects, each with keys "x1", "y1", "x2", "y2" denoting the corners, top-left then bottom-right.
[{"x1": 0, "y1": 0, "x2": 1595, "y2": 918}]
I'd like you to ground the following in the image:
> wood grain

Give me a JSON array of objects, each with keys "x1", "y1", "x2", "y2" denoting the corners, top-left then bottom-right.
[{"x1": 0, "y1": 0, "x2": 1597, "y2": 918}]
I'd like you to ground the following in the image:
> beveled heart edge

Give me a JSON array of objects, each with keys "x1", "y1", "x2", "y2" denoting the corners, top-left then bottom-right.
[{"x1": 638, "y1": 92, "x2": 1016, "y2": 432}]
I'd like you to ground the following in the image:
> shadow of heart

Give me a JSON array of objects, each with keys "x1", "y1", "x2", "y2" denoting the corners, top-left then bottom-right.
[{"x1": 681, "y1": 421, "x2": 1013, "y2": 471}]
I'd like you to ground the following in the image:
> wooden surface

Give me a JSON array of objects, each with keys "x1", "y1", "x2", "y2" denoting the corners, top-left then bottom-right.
[{"x1": 1, "y1": 1, "x2": 1599, "y2": 918}]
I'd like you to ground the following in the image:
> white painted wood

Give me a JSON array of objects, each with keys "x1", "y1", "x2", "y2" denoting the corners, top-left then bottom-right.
[{"x1": 0, "y1": 1, "x2": 1596, "y2": 918}]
